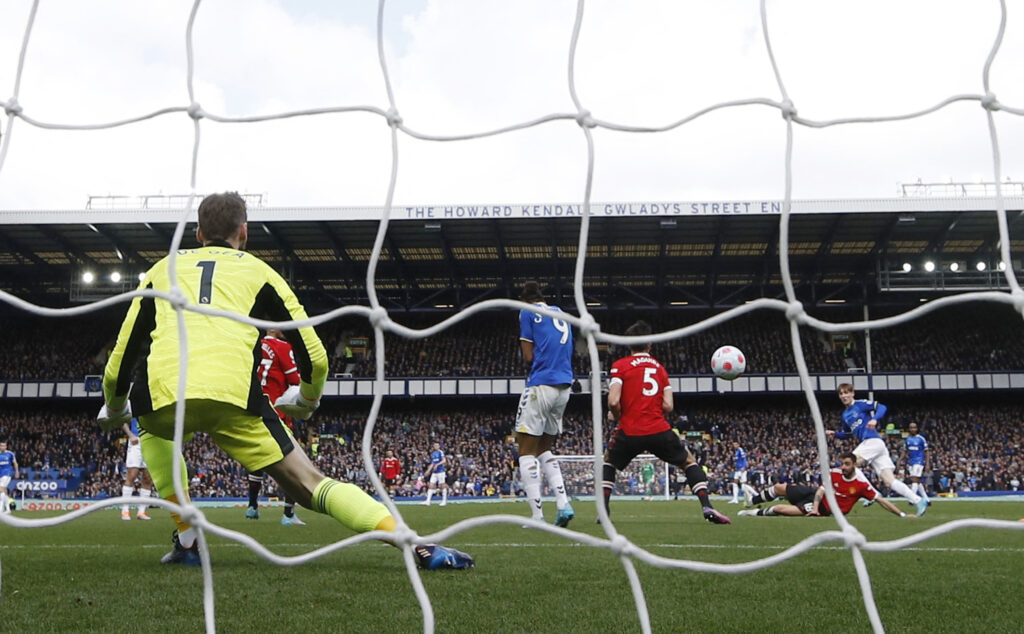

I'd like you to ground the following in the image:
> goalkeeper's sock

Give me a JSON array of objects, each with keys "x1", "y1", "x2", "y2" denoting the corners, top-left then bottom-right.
[
  {"x1": 247, "y1": 473, "x2": 262, "y2": 509},
  {"x1": 164, "y1": 494, "x2": 194, "y2": 537},
  {"x1": 311, "y1": 478, "x2": 391, "y2": 534},
  {"x1": 122, "y1": 485, "x2": 134, "y2": 513},
  {"x1": 602, "y1": 463, "x2": 617, "y2": 516},
  {"x1": 538, "y1": 451, "x2": 569, "y2": 510},
  {"x1": 138, "y1": 489, "x2": 152, "y2": 514},
  {"x1": 684, "y1": 464, "x2": 712, "y2": 508},
  {"x1": 519, "y1": 455, "x2": 544, "y2": 520},
  {"x1": 889, "y1": 478, "x2": 921, "y2": 504}
]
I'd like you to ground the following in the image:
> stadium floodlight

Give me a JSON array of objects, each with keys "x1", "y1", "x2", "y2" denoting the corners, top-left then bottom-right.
[
  {"x1": 82, "y1": 271, "x2": 95, "y2": 284},
  {"x1": 998, "y1": 261, "x2": 1007, "y2": 271},
  {"x1": 924, "y1": 261, "x2": 936, "y2": 272},
  {"x1": 976, "y1": 262, "x2": 987, "y2": 271},
  {"x1": 138, "y1": 272, "x2": 146, "y2": 282},
  {"x1": 110, "y1": 271, "x2": 122, "y2": 283},
  {"x1": 902, "y1": 262, "x2": 912, "y2": 272},
  {"x1": 949, "y1": 262, "x2": 960, "y2": 272}
]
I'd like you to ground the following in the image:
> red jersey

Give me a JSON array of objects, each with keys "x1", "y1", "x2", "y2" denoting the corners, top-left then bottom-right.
[
  {"x1": 380, "y1": 457, "x2": 402, "y2": 480},
  {"x1": 823, "y1": 468, "x2": 878, "y2": 515},
  {"x1": 609, "y1": 352, "x2": 672, "y2": 436},
  {"x1": 258, "y1": 335, "x2": 299, "y2": 406}
]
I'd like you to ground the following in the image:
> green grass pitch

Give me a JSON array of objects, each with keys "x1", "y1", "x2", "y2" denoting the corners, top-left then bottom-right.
[{"x1": 1, "y1": 500, "x2": 1022, "y2": 633}]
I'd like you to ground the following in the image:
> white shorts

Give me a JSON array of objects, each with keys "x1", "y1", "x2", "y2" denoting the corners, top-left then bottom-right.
[
  {"x1": 514, "y1": 384, "x2": 570, "y2": 436},
  {"x1": 429, "y1": 471, "x2": 447, "y2": 486},
  {"x1": 853, "y1": 437, "x2": 895, "y2": 473},
  {"x1": 908, "y1": 464, "x2": 925, "y2": 478},
  {"x1": 733, "y1": 470, "x2": 748, "y2": 484},
  {"x1": 0, "y1": 475, "x2": 10, "y2": 490},
  {"x1": 125, "y1": 442, "x2": 148, "y2": 470}
]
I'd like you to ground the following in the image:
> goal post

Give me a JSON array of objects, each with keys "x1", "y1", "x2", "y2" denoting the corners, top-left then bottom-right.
[{"x1": 556, "y1": 454, "x2": 671, "y2": 501}]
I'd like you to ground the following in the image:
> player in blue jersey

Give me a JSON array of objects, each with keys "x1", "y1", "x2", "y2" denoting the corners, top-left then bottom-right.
[
  {"x1": 120, "y1": 418, "x2": 154, "y2": 520},
  {"x1": 422, "y1": 442, "x2": 449, "y2": 507},
  {"x1": 828, "y1": 383, "x2": 927, "y2": 516},
  {"x1": 0, "y1": 440, "x2": 19, "y2": 514},
  {"x1": 902, "y1": 422, "x2": 930, "y2": 506},
  {"x1": 515, "y1": 281, "x2": 574, "y2": 527},
  {"x1": 729, "y1": 441, "x2": 756, "y2": 504}
]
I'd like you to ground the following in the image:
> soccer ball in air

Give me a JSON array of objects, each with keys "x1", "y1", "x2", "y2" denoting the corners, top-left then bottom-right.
[{"x1": 711, "y1": 345, "x2": 746, "y2": 380}]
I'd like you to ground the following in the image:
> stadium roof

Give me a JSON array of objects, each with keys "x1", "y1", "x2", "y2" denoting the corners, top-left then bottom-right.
[{"x1": 1, "y1": 196, "x2": 1022, "y2": 312}]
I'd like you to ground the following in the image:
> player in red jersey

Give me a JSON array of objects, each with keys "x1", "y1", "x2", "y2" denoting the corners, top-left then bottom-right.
[
  {"x1": 246, "y1": 328, "x2": 306, "y2": 525},
  {"x1": 738, "y1": 453, "x2": 910, "y2": 518},
  {"x1": 379, "y1": 449, "x2": 403, "y2": 497},
  {"x1": 602, "y1": 321, "x2": 730, "y2": 524}
]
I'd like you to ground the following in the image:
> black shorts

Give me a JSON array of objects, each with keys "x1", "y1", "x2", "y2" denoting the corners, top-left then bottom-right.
[
  {"x1": 785, "y1": 484, "x2": 830, "y2": 516},
  {"x1": 383, "y1": 477, "x2": 398, "y2": 487},
  {"x1": 606, "y1": 429, "x2": 691, "y2": 471}
]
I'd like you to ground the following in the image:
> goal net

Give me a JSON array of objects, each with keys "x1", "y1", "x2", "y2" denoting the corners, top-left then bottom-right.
[
  {"x1": 2, "y1": 1, "x2": 1023, "y2": 633},
  {"x1": 558, "y1": 453, "x2": 672, "y2": 500}
]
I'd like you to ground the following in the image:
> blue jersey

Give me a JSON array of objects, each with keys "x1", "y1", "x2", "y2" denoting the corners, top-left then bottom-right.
[
  {"x1": 837, "y1": 399, "x2": 887, "y2": 442},
  {"x1": 0, "y1": 450, "x2": 15, "y2": 477},
  {"x1": 519, "y1": 302, "x2": 574, "y2": 387},
  {"x1": 733, "y1": 447, "x2": 748, "y2": 470},
  {"x1": 430, "y1": 450, "x2": 446, "y2": 474},
  {"x1": 129, "y1": 417, "x2": 140, "y2": 436},
  {"x1": 905, "y1": 434, "x2": 928, "y2": 465}
]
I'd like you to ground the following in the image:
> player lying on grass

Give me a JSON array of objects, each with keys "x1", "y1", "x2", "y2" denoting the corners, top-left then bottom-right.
[
  {"x1": 98, "y1": 192, "x2": 472, "y2": 571},
  {"x1": 737, "y1": 453, "x2": 911, "y2": 518}
]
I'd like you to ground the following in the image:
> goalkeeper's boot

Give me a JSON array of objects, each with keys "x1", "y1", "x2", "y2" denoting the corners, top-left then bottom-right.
[
  {"x1": 281, "y1": 513, "x2": 306, "y2": 526},
  {"x1": 245, "y1": 506, "x2": 260, "y2": 520},
  {"x1": 415, "y1": 544, "x2": 475, "y2": 570},
  {"x1": 554, "y1": 504, "x2": 575, "y2": 528},
  {"x1": 914, "y1": 498, "x2": 929, "y2": 517},
  {"x1": 160, "y1": 530, "x2": 201, "y2": 566},
  {"x1": 703, "y1": 507, "x2": 732, "y2": 525}
]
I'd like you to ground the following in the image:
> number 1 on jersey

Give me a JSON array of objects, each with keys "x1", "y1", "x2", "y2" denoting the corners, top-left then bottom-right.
[{"x1": 196, "y1": 260, "x2": 216, "y2": 304}]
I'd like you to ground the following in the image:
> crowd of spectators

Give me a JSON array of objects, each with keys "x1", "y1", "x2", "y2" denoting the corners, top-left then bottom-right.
[
  {"x1": 3, "y1": 304, "x2": 1022, "y2": 384},
  {"x1": 1, "y1": 396, "x2": 1019, "y2": 503}
]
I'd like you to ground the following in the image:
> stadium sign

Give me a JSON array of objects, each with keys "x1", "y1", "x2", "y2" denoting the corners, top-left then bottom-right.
[{"x1": 2, "y1": 196, "x2": 1022, "y2": 224}]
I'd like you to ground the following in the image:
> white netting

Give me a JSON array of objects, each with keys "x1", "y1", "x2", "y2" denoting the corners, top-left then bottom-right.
[{"x1": 2, "y1": 1, "x2": 1024, "y2": 633}]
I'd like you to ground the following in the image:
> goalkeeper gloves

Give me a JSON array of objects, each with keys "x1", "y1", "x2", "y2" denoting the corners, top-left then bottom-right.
[
  {"x1": 97, "y1": 401, "x2": 133, "y2": 431},
  {"x1": 274, "y1": 385, "x2": 320, "y2": 419}
]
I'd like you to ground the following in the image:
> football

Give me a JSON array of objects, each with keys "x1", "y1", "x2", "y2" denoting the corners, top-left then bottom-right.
[{"x1": 711, "y1": 345, "x2": 746, "y2": 380}]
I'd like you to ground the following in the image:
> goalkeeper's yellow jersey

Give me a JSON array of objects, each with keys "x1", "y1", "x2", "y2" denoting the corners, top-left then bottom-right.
[{"x1": 103, "y1": 242, "x2": 328, "y2": 416}]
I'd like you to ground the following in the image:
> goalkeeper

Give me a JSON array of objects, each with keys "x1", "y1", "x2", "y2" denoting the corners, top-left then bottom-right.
[{"x1": 99, "y1": 192, "x2": 472, "y2": 571}]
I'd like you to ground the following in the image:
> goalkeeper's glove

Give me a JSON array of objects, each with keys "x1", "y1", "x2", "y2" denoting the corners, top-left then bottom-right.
[
  {"x1": 97, "y1": 401, "x2": 133, "y2": 431},
  {"x1": 274, "y1": 385, "x2": 320, "y2": 419}
]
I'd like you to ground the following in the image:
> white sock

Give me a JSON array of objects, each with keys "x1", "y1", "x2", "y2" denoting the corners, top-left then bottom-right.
[
  {"x1": 918, "y1": 484, "x2": 929, "y2": 502},
  {"x1": 441, "y1": 487, "x2": 448, "y2": 503},
  {"x1": 889, "y1": 478, "x2": 921, "y2": 504},
  {"x1": 425, "y1": 488, "x2": 434, "y2": 504},
  {"x1": 538, "y1": 451, "x2": 568, "y2": 510},
  {"x1": 122, "y1": 485, "x2": 134, "y2": 513},
  {"x1": 519, "y1": 455, "x2": 544, "y2": 520},
  {"x1": 731, "y1": 483, "x2": 739, "y2": 501},
  {"x1": 139, "y1": 489, "x2": 152, "y2": 514},
  {"x1": 0, "y1": 492, "x2": 8, "y2": 512}
]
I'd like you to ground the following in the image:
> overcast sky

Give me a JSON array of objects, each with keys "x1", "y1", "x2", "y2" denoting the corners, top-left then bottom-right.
[{"x1": 1, "y1": 0, "x2": 1022, "y2": 211}]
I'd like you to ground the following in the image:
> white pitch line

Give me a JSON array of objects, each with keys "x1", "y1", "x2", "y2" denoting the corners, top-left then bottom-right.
[{"x1": 3, "y1": 542, "x2": 1023, "y2": 553}]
